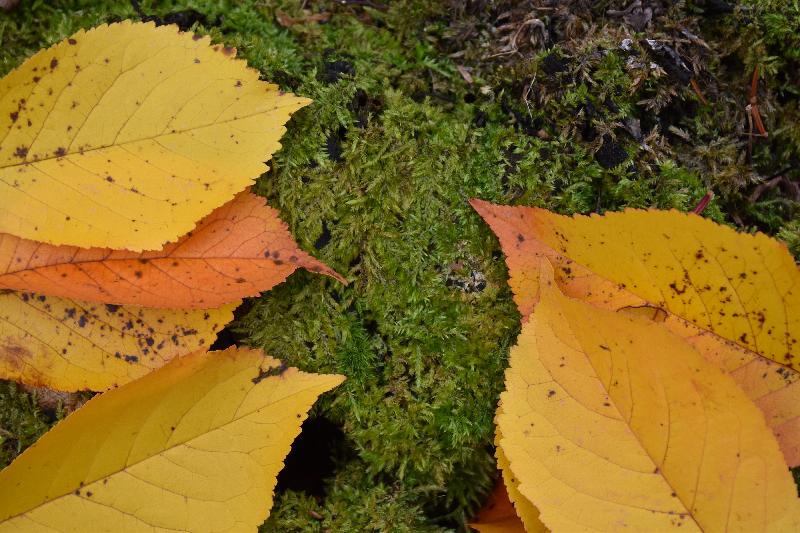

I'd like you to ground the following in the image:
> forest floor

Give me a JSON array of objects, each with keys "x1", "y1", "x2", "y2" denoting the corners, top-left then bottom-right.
[{"x1": 2, "y1": 0, "x2": 799, "y2": 531}]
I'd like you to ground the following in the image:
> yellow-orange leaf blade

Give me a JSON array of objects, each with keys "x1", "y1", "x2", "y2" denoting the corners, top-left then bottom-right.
[
  {"x1": 0, "y1": 192, "x2": 344, "y2": 308},
  {"x1": 0, "y1": 21, "x2": 309, "y2": 250},
  {"x1": 0, "y1": 347, "x2": 344, "y2": 531},
  {"x1": 471, "y1": 200, "x2": 800, "y2": 370},
  {"x1": 473, "y1": 199, "x2": 800, "y2": 467},
  {"x1": 498, "y1": 262, "x2": 800, "y2": 531},
  {"x1": 0, "y1": 290, "x2": 235, "y2": 391}
]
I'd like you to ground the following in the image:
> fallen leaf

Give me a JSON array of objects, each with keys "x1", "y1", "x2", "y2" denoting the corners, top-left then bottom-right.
[
  {"x1": 497, "y1": 261, "x2": 800, "y2": 531},
  {"x1": 0, "y1": 290, "x2": 236, "y2": 391},
  {"x1": 472, "y1": 200, "x2": 800, "y2": 466},
  {"x1": 495, "y1": 420, "x2": 547, "y2": 533},
  {"x1": 0, "y1": 21, "x2": 309, "y2": 251},
  {"x1": 0, "y1": 347, "x2": 344, "y2": 531},
  {"x1": 470, "y1": 477, "x2": 527, "y2": 533},
  {"x1": 0, "y1": 192, "x2": 344, "y2": 308},
  {"x1": 471, "y1": 201, "x2": 800, "y2": 366}
]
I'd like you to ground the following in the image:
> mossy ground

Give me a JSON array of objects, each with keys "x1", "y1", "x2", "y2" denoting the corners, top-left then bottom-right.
[{"x1": 2, "y1": 0, "x2": 799, "y2": 530}]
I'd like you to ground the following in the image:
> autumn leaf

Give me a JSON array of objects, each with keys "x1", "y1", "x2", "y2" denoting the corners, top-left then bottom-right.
[
  {"x1": 469, "y1": 478, "x2": 527, "y2": 533},
  {"x1": 0, "y1": 347, "x2": 344, "y2": 531},
  {"x1": 497, "y1": 261, "x2": 800, "y2": 531},
  {"x1": 0, "y1": 289, "x2": 236, "y2": 391},
  {"x1": 494, "y1": 422, "x2": 547, "y2": 533},
  {"x1": 0, "y1": 21, "x2": 309, "y2": 251},
  {"x1": 472, "y1": 200, "x2": 800, "y2": 466},
  {"x1": 0, "y1": 192, "x2": 344, "y2": 309},
  {"x1": 470, "y1": 201, "x2": 799, "y2": 368}
]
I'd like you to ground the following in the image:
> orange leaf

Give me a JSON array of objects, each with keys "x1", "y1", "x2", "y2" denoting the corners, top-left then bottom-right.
[
  {"x1": 470, "y1": 478, "x2": 527, "y2": 533},
  {"x1": 0, "y1": 192, "x2": 344, "y2": 309},
  {"x1": 472, "y1": 200, "x2": 800, "y2": 466}
]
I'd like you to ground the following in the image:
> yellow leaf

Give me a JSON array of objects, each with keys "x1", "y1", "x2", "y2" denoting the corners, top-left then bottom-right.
[
  {"x1": 471, "y1": 201, "x2": 800, "y2": 369},
  {"x1": 0, "y1": 21, "x2": 309, "y2": 250},
  {"x1": 0, "y1": 347, "x2": 344, "y2": 531},
  {"x1": 493, "y1": 421, "x2": 547, "y2": 533},
  {"x1": 473, "y1": 200, "x2": 800, "y2": 466},
  {"x1": 497, "y1": 261, "x2": 800, "y2": 531},
  {"x1": 0, "y1": 290, "x2": 236, "y2": 391}
]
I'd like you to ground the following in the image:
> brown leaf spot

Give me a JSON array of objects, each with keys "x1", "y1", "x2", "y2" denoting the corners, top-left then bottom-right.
[
  {"x1": 1, "y1": 342, "x2": 32, "y2": 363},
  {"x1": 49, "y1": 58, "x2": 58, "y2": 70},
  {"x1": 13, "y1": 146, "x2": 28, "y2": 158},
  {"x1": 68, "y1": 38, "x2": 77, "y2": 45},
  {"x1": 54, "y1": 147, "x2": 67, "y2": 157},
  {"x1": 9, "y1": 111, "x2": 18, "y2": 123},
  {"x1": 252, "y1": 363, "x2": 288, "y2": 384}
]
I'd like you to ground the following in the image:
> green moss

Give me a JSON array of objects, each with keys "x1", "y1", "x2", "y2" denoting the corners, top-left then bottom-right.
[
  {"x1": 2, "y1": 0, "x2": 800, "y2": 530},
  {"x1": 0, "y1": 383, "x2": 53, "y2": 469}
]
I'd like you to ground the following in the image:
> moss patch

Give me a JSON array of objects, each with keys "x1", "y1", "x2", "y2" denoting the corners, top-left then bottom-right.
[{"x1": 2, "y1": 0, "x2": 799, "y2": 530}]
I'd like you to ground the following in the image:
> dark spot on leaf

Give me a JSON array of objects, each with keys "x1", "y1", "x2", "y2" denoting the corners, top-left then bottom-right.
[
  {"x1": 49, "y1": 58, "x2": 58, "y2": 70},
  {"x1": 547, "y1": 390, "x2": 556, "y2": 398},
  {"x1": 517, "y1": 233, "x2": 525, "y2": 243},
  {"x1": 124, "y1": 355, "x2": 139, "y2": 363},
  {"x1": 77, "y1": 315, "x2": 88, "y2": 328},
  {"x1": 134, "y1": 271, "x2": 143, "y2": 278},
  {"x1": 68, "y1": 38, "x2": 77, "y2": 45},
  {"x1": 105, "y1": 304, "x2": 119, "y2": 313},
  {"x1": 54, "y1": 147, "x2": 66, "y2": 157},
  {"x1": 669, "y1": 282, "x2": 686, "y2": 295},
  {"x1": 252, "y1": 363, "x2": 288, "y2": 384},
  {"x1": 13, "y1": 146, "x2": 28, "y2": 158}
]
